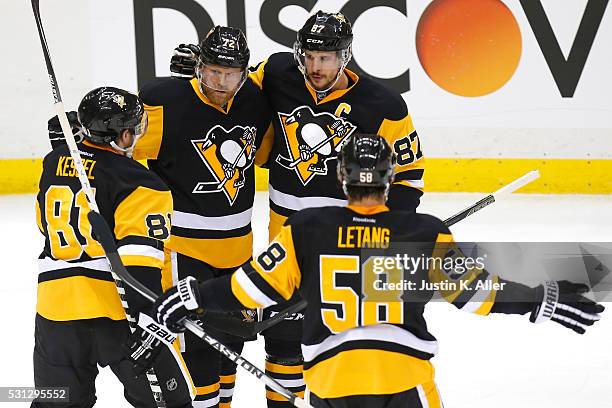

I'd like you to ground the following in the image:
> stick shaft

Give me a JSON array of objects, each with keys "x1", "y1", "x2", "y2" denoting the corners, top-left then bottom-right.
[
  {"x1": 493, "y1": 170, "x2": 540, "y2": 196},
  {"x1": 443, "y1": 195, "x2": 495, "y2": 227},
  {"x1": 443, "y1": 170, "x2": 541, "y2": 227}
]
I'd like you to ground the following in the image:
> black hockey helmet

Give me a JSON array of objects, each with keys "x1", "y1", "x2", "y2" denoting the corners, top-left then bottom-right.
[
  {"x1": 199, "y1": 26, "x2": 250, "y2": 69},
  {"x1": 337, "y1": 134, "x2": 396, "y2": 196},
  {"x1": 77, "y1": 87, "x2": 146, "y2": 145},
  {"x1": 297, "y1": 11, "x2": 353, "y2": 52},
  {"x1": 294, "y1": 11, "x2": 353, "y2": 93}
]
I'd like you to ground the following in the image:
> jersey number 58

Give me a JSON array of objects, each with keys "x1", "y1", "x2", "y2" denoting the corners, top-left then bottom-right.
[{"x1": 320, "y1": 255, "x2": 405, "y2": 334}]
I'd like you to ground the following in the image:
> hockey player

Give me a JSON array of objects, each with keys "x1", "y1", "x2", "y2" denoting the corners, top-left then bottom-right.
[
  {"x1": 134, "y1": 26, "x2": 273, "y2": 408},
  {"x1": 147, "y1": 134, "x2": 604, "y2": 408},
  {"x1": 253, "y1": 10, "x2": 424, "y2": 237},
  {"x1": 257, "y1": 11, "x2": 424, "y2": 404},
  {"x1": 34, "y1": 87, "x2": 195, "y2": 407},
  {"x1": 169, "y1": 12, "x2": 426, "y2": 405}
]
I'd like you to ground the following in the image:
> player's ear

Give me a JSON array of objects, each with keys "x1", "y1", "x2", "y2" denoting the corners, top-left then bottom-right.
[{"x1": 116, "y1": 129, "x2": 134, "y2": 146}]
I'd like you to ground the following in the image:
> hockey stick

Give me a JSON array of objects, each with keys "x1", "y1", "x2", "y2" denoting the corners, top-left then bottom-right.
[
  {"x1": 31, "y1": 1, "x2": 167, "y2": 405},
  {"x1": 275, "y1": 120, "x2": 344, "y2": 169},
  {"x1": 88, "y1": 212, "x2": 313, "y2": 408},
  {"x1": 191, "y1": 297, "x2": 308, "y2": 339},
  {"x1": 444, "y1": 170, "x2": 540, "y2": 227}
]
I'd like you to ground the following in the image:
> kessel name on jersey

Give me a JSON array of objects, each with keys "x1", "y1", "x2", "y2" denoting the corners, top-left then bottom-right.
[
  {"x1": 275, "y1": 105, "x2": 356, "y2": 185},
  {"x1": 192, "y1": 124, "x2": 257, "y2": 205}
]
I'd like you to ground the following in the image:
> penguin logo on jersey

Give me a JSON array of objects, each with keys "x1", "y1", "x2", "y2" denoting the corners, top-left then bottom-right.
[
  {"x1": 191, "y1": 125, "x2": 256, "y2": 205},
  {"x1": 275, "y1": 106, "x2": 356, "y2": 185}
]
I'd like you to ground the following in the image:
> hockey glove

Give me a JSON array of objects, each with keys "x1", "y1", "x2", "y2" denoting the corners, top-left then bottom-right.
[
  {"x1": 153, "y1": 276, "x2": 203, "y2": 333},
  {"x1": 126, "y1": 313, "x2": 177, "y2": 376},
  {"x1": 530, "y1": 280, "x2": 604, "y2": 334},
  {"x1": 170, "y1": 43, "x2": 200, "y2": 79},
  {"x1": 48, "y1": 111, "x2": 85, "y2": 149}
]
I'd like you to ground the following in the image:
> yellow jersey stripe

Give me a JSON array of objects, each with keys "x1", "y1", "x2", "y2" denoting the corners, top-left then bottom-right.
[
  {"x1": 304, "y1": 348, "x2": 434, "y2": 399},
  {"x1": 196, "y1": 382, "x2": 220, "y2": 395},
  {"x1": 249, "y1": 226, "x2": 302, "y2": 301},
  {"x1": 249, "y1": 59, "x2": 267, "y2": 90},
  {"x1": 266, "y1": 390, "x2": 304, "y2": 402},
  {"x1": 133, "y1": 104, "x2": 164, "y2": 160},
  {"x1": 230, "y1": 271, "x2": 263, "y2": 309},
  {"x1": 119, "y1": 254, "x2": 164, "y2": 269},
  {"x1": 168, "y1": 232, "x2": 252, "y2": 269},
  {"x1": 232, "y1": 268, "x2": 276, "y2": 308},
  {"x1": 113, "y1": 186, "x2": 172, "y2": 242},
  {"x1": 265, "y1": 361, "x2": 304, "y2": 375},
  {"x1": 37, "y1": 276, "x2": 125, "y2": 321},
  {"x1": 219, "y1": 374, "x2": 236, "y2": 384}
]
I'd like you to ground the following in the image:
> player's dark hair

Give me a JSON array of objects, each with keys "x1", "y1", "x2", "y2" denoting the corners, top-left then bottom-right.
[{"x1": 345, "y1": 185, "x2": 386, "y2": 202}]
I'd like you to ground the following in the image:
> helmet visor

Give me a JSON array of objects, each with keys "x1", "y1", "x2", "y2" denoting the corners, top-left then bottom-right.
[
  {"x1": 134, "y1": 110, "x2": 148, "y2": 139},
  {"x1": 196, "y1": 62, "x2": 247, "y2": 93},
  {"x1": 121, "y1": 110, "x2": 148, "y2": 158},
  {"x1": 296, "y1": 48, "x2": 344, "y2": 73}
]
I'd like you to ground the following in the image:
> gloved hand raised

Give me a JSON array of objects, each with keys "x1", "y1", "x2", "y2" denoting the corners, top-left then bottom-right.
[
  {"x1": 48, "y1": 111, "x2": 84, "y2": 149},
  {"x1": 170, "y1": 44, "x2": 200, "y2": 79}
]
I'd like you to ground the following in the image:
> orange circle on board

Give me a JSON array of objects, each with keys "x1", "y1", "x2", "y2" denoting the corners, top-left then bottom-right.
[{"x1": 416, "y1": 0, "x2": 522, "y2": 97}]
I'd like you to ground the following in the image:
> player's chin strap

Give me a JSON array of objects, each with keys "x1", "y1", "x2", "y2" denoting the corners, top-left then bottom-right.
[
  {"x1": 109, "y1": 132, "x2": 143, "y2": 158},
  {"x1": 304, "y1": 66, "x2": 346, "y2": 101}
]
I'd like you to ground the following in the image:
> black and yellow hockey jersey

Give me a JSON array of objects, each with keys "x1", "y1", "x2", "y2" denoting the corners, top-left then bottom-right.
[
  {"x1": 251, "y1": 53, "x2": 425, "y2": 238},
  {"x1": 36, "y1": 141, "x2": 172, "y2": 321},
  {"x1": 199, "y1": 205, "x2": 503, "y2": 398},
  {"x1": 135, "y1": 77, "x2": 273, "y2": 268}
]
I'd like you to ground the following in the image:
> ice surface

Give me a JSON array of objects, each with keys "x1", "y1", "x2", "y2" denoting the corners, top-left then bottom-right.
[{"x1": 1, "y1": 192, "x2": 610, "y2": 407}]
